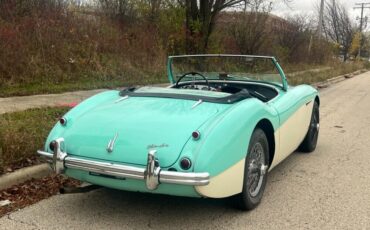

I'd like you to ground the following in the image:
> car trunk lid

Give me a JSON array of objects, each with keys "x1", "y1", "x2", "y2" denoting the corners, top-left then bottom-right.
[{"x1": 63, "y1": 97, "x2": 224, "y2": 167}]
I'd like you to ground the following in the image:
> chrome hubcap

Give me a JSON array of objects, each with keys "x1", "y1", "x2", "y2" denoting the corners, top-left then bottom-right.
[{"x1": 247, "y1": 142, "x2": 266, "y2": 197}]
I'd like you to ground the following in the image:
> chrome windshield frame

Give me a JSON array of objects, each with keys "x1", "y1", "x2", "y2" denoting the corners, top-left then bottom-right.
[{"x1": 167, "y1": 54, "x2": 288, "y2": 91}]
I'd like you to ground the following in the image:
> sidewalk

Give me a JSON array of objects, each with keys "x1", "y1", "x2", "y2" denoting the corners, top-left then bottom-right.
[{"x1": 0, "y1": 89, "x2": 106, "y2": 114}]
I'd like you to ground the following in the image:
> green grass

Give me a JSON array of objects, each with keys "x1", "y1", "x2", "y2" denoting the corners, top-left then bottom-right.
[
  {"x1": 0, "y1": 73, "x2": 168, "y2": 97},
  {"x1": 0, "y1": 107, "x2": 70, "y2": 173},
  {"x1": 1, "y1": 61, "x2": 367, "y2": 98}
]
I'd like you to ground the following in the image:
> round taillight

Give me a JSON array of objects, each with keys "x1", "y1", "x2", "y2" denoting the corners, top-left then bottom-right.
[
  {"x1": 192, "y1": 131, "x2": 200, "y2": 140},
  {"x1": 60, "y1": 117, "x2": 67, "y2": 126},
  {"x1": 49, "y1": 141, "x2": 56, "y2": 151},
  {"x1": 180, "y1": 157, "x2": 192, "y2": 170}
]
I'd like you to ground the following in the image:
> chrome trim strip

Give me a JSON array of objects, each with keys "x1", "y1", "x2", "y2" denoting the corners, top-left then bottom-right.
[
  {"x1": 114, "y1": 95, "x2": 129, "y2": 103},
  {"x1": 191, "y1": 99, "x2": 203, "y2": 109},
  {"x1": 37, "y1": 147, "x2": 210, "y2": 189},
  {"x1": 38, "y1": 150, "x2": 53, "y2": 158}
]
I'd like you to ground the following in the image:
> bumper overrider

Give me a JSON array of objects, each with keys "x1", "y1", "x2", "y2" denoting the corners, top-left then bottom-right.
[{"x1": 37, "y1": 138, "x2": 210, "y2": 190}]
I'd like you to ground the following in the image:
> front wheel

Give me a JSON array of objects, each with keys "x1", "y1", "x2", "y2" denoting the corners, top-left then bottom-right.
[
  {"x1": 298, "y1": 101, "x2": 320, "y2": 153},
  {"x1": 233, "y1": 128, "x2": 269, "y2": 210}
]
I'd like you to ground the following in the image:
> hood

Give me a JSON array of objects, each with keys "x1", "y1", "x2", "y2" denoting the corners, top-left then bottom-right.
[{"x1": 62, "y1": 96, "x2": 228, "y2": 167}]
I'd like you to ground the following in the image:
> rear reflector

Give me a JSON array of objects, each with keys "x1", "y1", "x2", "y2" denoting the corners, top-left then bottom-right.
[{"x1": 60, "y1": 117, "x2": 67, "y2": 126}]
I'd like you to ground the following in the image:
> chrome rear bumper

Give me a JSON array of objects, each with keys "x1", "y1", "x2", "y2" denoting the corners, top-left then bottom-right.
[{"x1": 37, "y1": 138, "x2": 210, "y2": 190}]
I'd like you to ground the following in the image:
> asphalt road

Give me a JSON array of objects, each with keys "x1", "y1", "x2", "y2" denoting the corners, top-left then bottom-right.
[{"x1": 1, "y1": 72, "x2": 370, "y2": 230}]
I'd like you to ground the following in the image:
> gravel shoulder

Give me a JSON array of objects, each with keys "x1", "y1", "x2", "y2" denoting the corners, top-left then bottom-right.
[{"x1": 1, "y1": 72, "x2": 370, "y2": 229}]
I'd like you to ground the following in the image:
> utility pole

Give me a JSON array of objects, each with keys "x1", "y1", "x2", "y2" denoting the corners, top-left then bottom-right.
[
  {"x1": 318, "y1": 0, "x2": 325, "y2": 38},
  {"x1": 311, "y1": 0, "x2": 325, "y2": 57},
  {"x1": 354, "y1": 2, "x2": 370, "y2": 57}
]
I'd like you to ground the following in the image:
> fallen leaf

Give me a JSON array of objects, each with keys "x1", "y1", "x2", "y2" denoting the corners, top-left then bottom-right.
[{"x1": 0, "y1": 200, "x2": 11, "y2": 207}]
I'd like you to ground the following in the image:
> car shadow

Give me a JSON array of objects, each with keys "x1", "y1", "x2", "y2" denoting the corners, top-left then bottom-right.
[{"x1": 54, "y1": 150, "x2": 317, "y2": 228}]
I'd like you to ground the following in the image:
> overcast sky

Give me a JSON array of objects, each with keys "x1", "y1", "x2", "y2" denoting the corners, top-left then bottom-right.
[{"x1": 272, "y1": 0, "x2": 366, "y2": 20}]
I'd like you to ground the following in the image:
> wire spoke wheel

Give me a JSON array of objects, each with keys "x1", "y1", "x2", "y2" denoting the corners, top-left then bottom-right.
[
  {"x1": 233, "y1": 128, "x2": 269, "y2": 211},
  {"x1": 247, "y1": 142, "x2": 265, "y2": 197}
]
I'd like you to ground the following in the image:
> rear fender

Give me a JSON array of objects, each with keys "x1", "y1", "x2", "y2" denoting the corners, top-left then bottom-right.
[
  {"x1": 193, "y1": 99, "x2": 278, "y2": 175},
  {"x1": 182, "y1": 99, "x2": 279, "y2": 197},
  {"x1": 44, "y1": 90, "x2": 119, "y2": 151}
]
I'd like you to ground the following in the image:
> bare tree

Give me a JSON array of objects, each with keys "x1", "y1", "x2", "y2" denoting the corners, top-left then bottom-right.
[
  {"x1": 98, "y1": 0, "x2": 136, "y2": 20},
  {"x1": 272, "y1": 15, "x2": 316, "y2": 62},
  {"x1": 179, "y1": 0, "x2": 246, "y2": 53},
  {"x1": 147, "y1": 0, "x2": 162, "y2": 20},
  {"x1": 0, "y1": 0, "x2": 68, "y2": 19},
  {"x1": 228, "y1": 0, "x2": 272, "y2": 54},
  {"x1": 322, "y1": 0, "x2": 354, "y2": 61}
]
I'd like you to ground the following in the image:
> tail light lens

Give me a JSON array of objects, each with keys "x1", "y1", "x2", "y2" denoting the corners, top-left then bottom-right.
[
  {"x1": 49, "y1": 141, "x2": 56, "y2": 151},
  {"x1": 180, "y1": 157, "x2": 192, "y2": 170}
]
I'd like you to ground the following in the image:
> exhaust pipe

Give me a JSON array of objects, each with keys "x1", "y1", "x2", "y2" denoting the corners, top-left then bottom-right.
[{"x1": 60, "y1": 184, "x2": 101, "y2": 194}]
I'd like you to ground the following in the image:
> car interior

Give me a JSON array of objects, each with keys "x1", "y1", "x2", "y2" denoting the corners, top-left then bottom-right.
[
  {"x1": 171, "y1": 71, "x2": 280, "y2": 102},
  {"x1": 172, "y1": 80, "x2": 279, "y2": 103}
]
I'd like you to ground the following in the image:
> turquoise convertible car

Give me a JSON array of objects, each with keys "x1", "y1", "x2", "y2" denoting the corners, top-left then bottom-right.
[{"x1": 38, "y1": 55, "x2": 319, "y2": 210}]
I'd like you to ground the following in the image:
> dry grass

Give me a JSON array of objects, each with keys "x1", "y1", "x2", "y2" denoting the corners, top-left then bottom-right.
[
  {"x1": 0, "y1": 3, "x2": 168, "y2": 97},
  {"x1": 0, "y1": 107, "x2": 70, "y2": 173},
  {"x1": 287, "y1": 61, "x2": 368, "y2": 85}
]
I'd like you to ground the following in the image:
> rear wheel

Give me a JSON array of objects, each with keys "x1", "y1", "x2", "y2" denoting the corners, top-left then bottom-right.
[
  {"x1": 299, "y1": 101, "x2": 320, "y2": 153},
  {"x1": 234, "y1": 128, "x2": 269, "y2": 210}
]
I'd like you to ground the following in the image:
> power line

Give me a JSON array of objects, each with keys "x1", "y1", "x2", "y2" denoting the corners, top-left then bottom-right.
[{"x1": 353, "y1": 2, "x2": 370, "y2": 57}]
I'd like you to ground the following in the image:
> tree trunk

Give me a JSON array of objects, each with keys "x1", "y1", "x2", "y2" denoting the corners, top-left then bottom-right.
[{"x1": 184, "y1": 0, "x2": 246, "y2": 53}]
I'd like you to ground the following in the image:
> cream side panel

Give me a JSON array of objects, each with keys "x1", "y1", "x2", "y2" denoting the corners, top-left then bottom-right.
[
  {"x1": 195, "y1": 159, "x2": 245, "y2": 198},
  {"x1": 270, "y1": 101, "x2": 314, "y2": 169},
  {"x1": 195, "y1": 101, "x2": 313, "y2": 197},
  {"x1": 269, "y1": 131, "x2": 280, "y2": 170}
]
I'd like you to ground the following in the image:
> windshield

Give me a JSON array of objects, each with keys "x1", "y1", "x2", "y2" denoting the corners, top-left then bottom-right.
[{"x1": 169, "y1": 55, "x2": 284, "y2": 88}]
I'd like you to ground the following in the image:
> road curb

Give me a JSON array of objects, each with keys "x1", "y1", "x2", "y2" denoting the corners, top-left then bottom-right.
[
  {"x1": 0, "y1": 163, "x2": 51, "y2": 190},
  {"x1": 312, "y1": 69, "x2": 367, "y2": 89}
]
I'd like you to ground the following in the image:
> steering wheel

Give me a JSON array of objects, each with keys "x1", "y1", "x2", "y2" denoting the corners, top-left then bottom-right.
[{"x1": 175, "y1": 72, "x2": 211, "y2": 90}]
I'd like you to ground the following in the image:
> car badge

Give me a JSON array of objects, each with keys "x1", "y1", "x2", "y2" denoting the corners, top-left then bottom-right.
[
  {"x1": 106, "y1": 133, "x2": 118, "y2": 153},
  {"x1": 147, "y1": 143, "x2": 169, "y2": 150}
]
